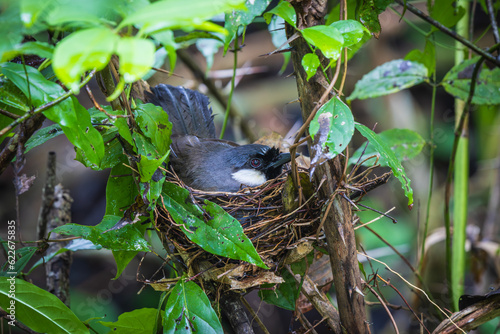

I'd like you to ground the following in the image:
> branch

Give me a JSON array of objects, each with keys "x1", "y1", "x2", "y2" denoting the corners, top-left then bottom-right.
[{"x1": 393, "y1": 0, "x2": 500, "y2": 67}]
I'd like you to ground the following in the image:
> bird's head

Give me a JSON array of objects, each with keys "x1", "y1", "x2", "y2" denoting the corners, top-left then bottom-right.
[{"x1": 226, "y1": 145, "x2": 292, "y2": 188}]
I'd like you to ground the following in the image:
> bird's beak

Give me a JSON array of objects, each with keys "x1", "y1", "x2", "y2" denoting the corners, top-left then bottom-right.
[{"x1": 270, "y1": 153, "x2": 293, "y2": 168}]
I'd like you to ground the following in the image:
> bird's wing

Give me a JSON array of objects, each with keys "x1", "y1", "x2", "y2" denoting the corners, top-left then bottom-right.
[{"x1": 146, "y1": 84, "x2": 216, "y2": 138}]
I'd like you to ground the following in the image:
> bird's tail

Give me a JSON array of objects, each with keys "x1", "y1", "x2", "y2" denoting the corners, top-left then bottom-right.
[{"x1": 145, "y1": 84, "x2": 216, "y2": 138}]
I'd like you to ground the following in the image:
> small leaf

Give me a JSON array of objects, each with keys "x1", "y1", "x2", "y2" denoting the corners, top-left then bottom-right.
[
  {"x1": 112, "y1": 251, "x2": 139, "y2": 280},
  {"x1": 162, "y1": 182, "x2": 268, "y2": 269},
  {"x1": 163, "y1": 278, "x2": 222, "y2": 334},
  {"x1": 301, "y1": 53, "x2": 320, "y2": 81},
  {"x1": 224, "y1": 0, "x2": 271, "y2": 53},
  {"x1": 133, "y1": 132, "x2": 170, "y2": 182},
  {"x1": 116, "y1": 37, "x2": 155, "y2": 83},
  {"x1": 404, "y1": 39, "x2": 436, "y2": 76},
  {"x1": 442, "y1": 56, "x2": 500, "y2": 105},
  {"x1": 358, "y1": 0, "x2": 393, "y2": 37},
  {"x1": 350, "y1": 128, "x2": 425, "y2": 166},
  {"x1": 100, "y1": 308, "x2": 157, "y2": 333},
  {"x1": 152, "y1": 30, "x2": 179, "y2": 72},
  {"x1": 301, "y1": 25, "x2": 344, "y2": 60},
  {"x1": 28, "y1": 239, "x2": 100, "y2": 274},
  {"x1": 309, "y1": 97, "x2": 354, "y2": 165},
  {"x1": 53, "y1": 27, "x2": 118, "y2": 93},
  {"x1": 429, "y1": 0, "x2": 465, "y2": 29},
  {"x1": 259, "y1": 269, "x2": 298, "y2": 311},
  {"x1": 355, "y1": 123, "x2": 414, "y2": 207},
  {"x1": 51, "y1": 215, "x2": 151, "y2": 252},
  {"x1": 0, "y1": 277, "x2": 89, "y2": 334},
  {"x1": 330, "y1": 19, "x2": 367, "y2": 47},
  {"x1": 264, "y1": 0, "x2": 296, "y2": 27},
  {"x1": 348, "y1": 59, "x2": 428, "y2": 101},
  {"x1": 0, "y1": 247, "x2": 37, "y2": 276},
  {"x1": 133, "y1": 102, "x2": 172, "y2": 155}
]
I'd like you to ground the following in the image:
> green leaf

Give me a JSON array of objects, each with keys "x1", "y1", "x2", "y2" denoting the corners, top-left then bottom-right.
[
  {"x1": 133, "y1": 103, "x2": 172, "y2": 155},
  {"x1": 116, "y1": 37, "x2": 155, "y2": 83},
  {"x1": 302, "y1": 53, "x2": 320, "y2": 81},
  {"x1": 100, "y1": 308, "x2": 157, "y2": 333},
  {"x1": 25, "y1": 124, "x2": 63, "y2": 153},
  {"x1": 0, "y1": 277, "x2": 89, "y2": 334},
  {"x1": 51, "y1": 215, "x2": 151, "y2": 252},
  {"x1": 350, "y1": 128, "x2": 426, "y2": 166},
  {"x1": 330, "y1": 19, "x2": 367, "y2": 47},
  {"x1": 152, "y1": 30, "x2": 179, "y2": 72},
  {"x1": 404, "y1": 39, "x2": 436, "y2": 76},
  {"x1": 196, "y1": 38, "x2": 224, "y2": 72},
  {"x1": 429, "y1": 0, "x2": 465, "y2": 29},
  {"x1": 133, "y1": 132, "x2": 170, "y2": 182},
  {"x1": 0, "y1": 63, "x2": 105, "y2": 167},
  {"x1": 53, "y1": 27, "x2": 118, "y2": 93},
  {"x1": 0, "y1": 247, "x2": 37, "y2": 276},
  {"x1": 1, "y1": 41, "x2": 54, "y2": 62},
  {"x1": 162, "y1": 182, "x2": 268, "y2": 269},
  {"x1": 301, "y1": 25, "x2": 344, "y2": 60},
  {"x1": 28, "y1": 239, "x2": 100, "y2": 274},
  {"x1": 106, "y1": 163, "x2": 138, "y2": 216},
  {"x1": 442, "y1": 56, "x2": 500, "y2": 105},
  {"x1": 163, "y1": 278, "x2": 222, "y2": 334},
  {"x1": 112, "y1": 250, "x2": 138, "y2": 280},
  {"x1": 348, "y1": 59, "x2": 428, "y2": 101},
  {"x1": 0, "y1": 1, "x2": 23, "y2": 62},
  {"x1": 119, "y1": 0, "x2": 246, "y2": 35},
  {"x1": 355, "y1": 123, "x2": 414, "y2": 207},
  {"x1": 264, "y1": 0, "x2": 296, "y2": 27},
  {"x1": 259, "y1": 269, "x2": 298, "y2": 311},
  {"x1": 309, "y1": 97, "x2": 354, "y2": 161},
  {"x1": 358, "y1": 0, "x2": 393, "y2": 37},
  {"x1": 224, "y1": 0, "x2": 271, "y2": 53}
]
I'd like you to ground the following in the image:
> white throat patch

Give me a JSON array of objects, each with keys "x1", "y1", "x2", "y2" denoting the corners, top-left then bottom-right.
[{"x1": 231, "y1": 169, "x2": 266, "y2": 187}]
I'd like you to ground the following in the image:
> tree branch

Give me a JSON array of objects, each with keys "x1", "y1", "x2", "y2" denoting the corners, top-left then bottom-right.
[{"x1": 394, "y1": 0, "x2": 500, "y2": 67}]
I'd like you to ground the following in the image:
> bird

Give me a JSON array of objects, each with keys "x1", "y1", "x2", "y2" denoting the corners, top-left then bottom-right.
[{"x1": 145, "y1": 84, "x2": 292, "y2": 193}]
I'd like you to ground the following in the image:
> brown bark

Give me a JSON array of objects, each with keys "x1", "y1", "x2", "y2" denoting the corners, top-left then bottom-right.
[{"x1": 286, "y1": 0, "x2": 368, "y2": 332}]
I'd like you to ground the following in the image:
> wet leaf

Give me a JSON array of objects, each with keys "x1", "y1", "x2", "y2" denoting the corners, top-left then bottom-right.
[
  {"x1": 301, "y1": 53, "x2": 320, "y2": 81},
  {"x1": 330, "y1": 19, "x2": 367, "y2": 47},
  {"x1": 301, "y1": 25, "x2": 344, "y2": 60},
  {"x1": 264, "y1": 0, "x2": 296, "y2": 28},
  {"x1": 116, "y1": 37, "x2": 155, "y2": 83},
  {"x1": 100, "y1": 308, "x2": 157, "y2": 333}
]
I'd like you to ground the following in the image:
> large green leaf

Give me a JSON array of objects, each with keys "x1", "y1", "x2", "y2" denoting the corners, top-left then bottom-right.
[
  {"x1": 163, "y1": 278, "x2": 222, "y2": 334},
  {"x1": 0, "y1": 63, "x2": 104, "y2": 167},
  {"x1": 429, "y1": 0, "x2": 465, "y2": 30},
  {"x1": 309, "y1": 97, "x2": 354, "y2": 163},
  {"x1": 116, "y1": 37, "x2": 155, "y2": 83},
  {"x1": 1, "y1": 41, "x2": 54, "y2": 62},
  {"x1": 301, "y1": 25, "x2": 344, "y2": 60},
  {"x1": 118, "y1": 0, "x2": 246, "y2": 35},
  {"x1": 51, "y1": 215, "x2": 150, "y2": 252},
  {"x1": 0, "y1": 277, "x2": 89, "y2": 333},
  {"x1": 355, "y1": 123, "x2": 414, "y2": 207},
  {"x1": 0, "y1": 1, "x2": 23, "y2": 61},
  {"x1": 100, "y1": 308, "x2": 157, "y2": 333},
  {"x1": 53, "y1": 27, "x2": 118, "y2": 93},
  {"x1": 442, "y1": 56, "x2": 500, "y2": 105},
  {"x1": 162, "y1": 182, "x2": 268, "y2": 269},
  {"x1": 348, "y1": 59, "x2": 428, "y2": 101},
  {"x1": 350, "y1": 128, "x2": 425, "y2": 166}
]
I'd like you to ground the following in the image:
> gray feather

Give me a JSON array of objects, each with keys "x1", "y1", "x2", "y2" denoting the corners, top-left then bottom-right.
[{"x1": 146, "y1": 84, "x2": 216, "y2": 138}]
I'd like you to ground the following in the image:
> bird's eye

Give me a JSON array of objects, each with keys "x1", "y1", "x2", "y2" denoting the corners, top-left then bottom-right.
[{"x1": 250, "y1": 158, "x2": 262, "y2": 168}]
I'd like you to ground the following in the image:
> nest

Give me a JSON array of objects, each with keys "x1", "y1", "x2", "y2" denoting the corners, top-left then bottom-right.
[{"x1": 155, "y1": 167, "x2": 324, "y2": 290}]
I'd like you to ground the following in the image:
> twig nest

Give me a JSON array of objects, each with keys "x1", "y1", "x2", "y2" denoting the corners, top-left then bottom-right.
[{"x1": 156, "y1": 166, "x2": 323, "y2": 291}]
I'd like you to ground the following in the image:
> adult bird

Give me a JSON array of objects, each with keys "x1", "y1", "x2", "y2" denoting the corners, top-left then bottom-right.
[{"x1": 146, "y1": 84, "x2": 291, "y2": 192}]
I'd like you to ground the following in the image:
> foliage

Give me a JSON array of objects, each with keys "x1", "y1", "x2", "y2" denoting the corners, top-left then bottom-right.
[{"x1": 0, "y1": 0, "x2": 499, "y2": 332}]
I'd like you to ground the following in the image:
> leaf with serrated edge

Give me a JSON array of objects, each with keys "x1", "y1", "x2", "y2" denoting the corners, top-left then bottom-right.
[
  {"x1": 162, "y1": 182, "x2": 268, "y2": 269},
  {"x1": 355, "y1": 123, "x2": 414, "y2": 207}
]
